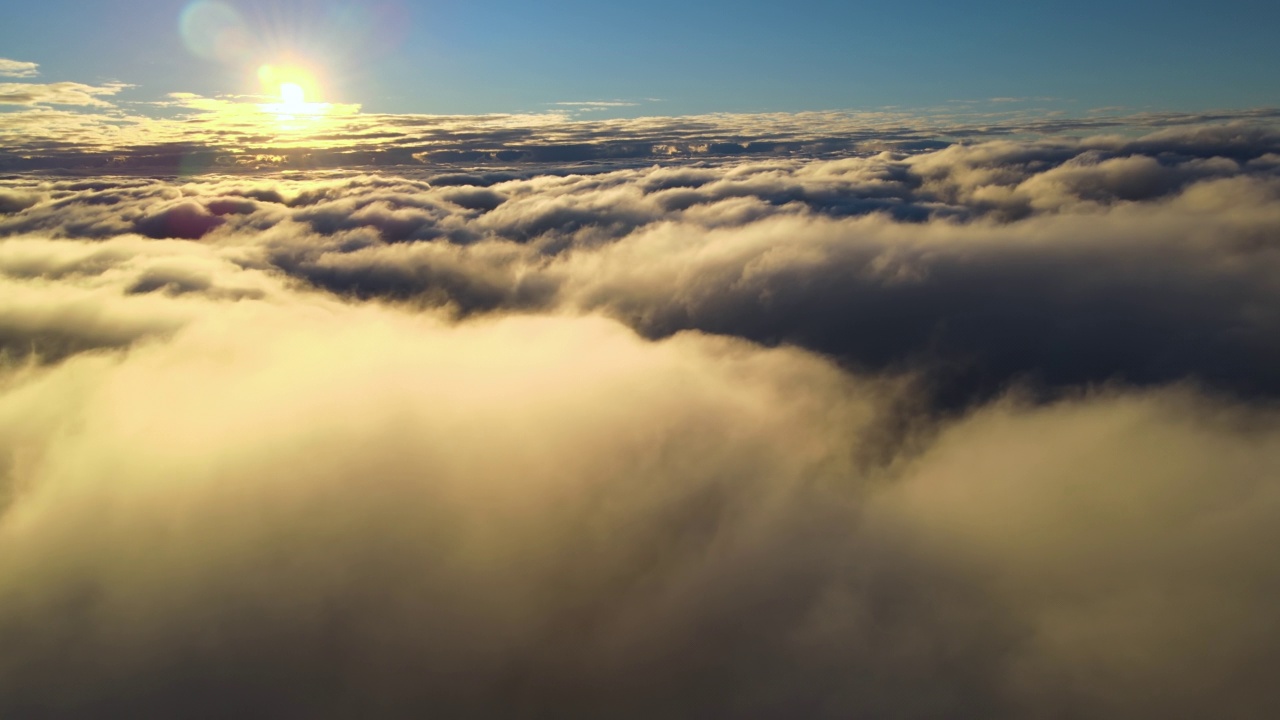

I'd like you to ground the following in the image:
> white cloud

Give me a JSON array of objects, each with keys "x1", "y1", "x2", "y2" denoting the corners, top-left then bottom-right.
[
  {"x1": 1, "y1": 114, "x2": 1280, "y2": 717},
  {"x1": 0, "y1": 58, "x2": 38, "y2": 78},
  {"x1": 0, "y1": 80, "x2": 129, "y2": 107},
  {"x1": 1, "y1": 231, "x2": 1279, "y2": 716},
  {"x1": 552, "y1": 100, "x2": 641, "y2": 107}
]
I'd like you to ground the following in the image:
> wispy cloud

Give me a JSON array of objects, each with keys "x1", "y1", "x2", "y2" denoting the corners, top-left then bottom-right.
[
  {"x1": 551, "y1": 99, "x2": 647, "y2": 114},
  {"x1": 0, "y1": 58, "x2": 38, "y2": 78},
  {"x1": 986, "y1": 95, "x2": 1060, "y2": 103},
  {"x1": 552, "y1": 100, "x2": 641, "y2": 108},
  {"x1": 0, "y1": 80, "x2": 129, "y2": 107}
]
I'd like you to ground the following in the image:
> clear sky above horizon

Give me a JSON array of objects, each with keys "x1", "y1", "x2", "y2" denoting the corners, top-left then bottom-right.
[{"x1": 1, "y1": 0, "x2": 1277, "y2": 117}]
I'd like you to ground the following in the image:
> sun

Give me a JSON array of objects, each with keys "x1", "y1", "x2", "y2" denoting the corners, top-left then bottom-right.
[
  {"x1": 280, "y1": 82, "x2": 305, "y2": 109},
  {"x1": 257, "y1": 63, "x2": 325, "y2": 116}
]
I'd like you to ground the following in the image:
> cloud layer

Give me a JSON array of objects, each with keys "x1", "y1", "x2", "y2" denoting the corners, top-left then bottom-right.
[
  {"x1": 2, "y1": 119, "x2": 1280, "y2": 717},
  {"x1": 5, "y1": 122, "x2": 1278, "y2": 404},
  {"x1": 1, "y1": 69, "x2": 1277, "y2": 173}
]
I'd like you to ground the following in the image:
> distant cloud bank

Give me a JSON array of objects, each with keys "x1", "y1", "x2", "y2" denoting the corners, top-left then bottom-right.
[{"x1": 0, "y1": 71, "x2": 1276, "y2": 171}]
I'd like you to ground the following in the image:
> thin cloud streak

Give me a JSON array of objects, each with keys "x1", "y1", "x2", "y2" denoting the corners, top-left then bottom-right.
[
  {"x1": 0, "y1": 58, "x2": 39, "y2": 78},
  {"x1": 0, "y1": 81, "x2": 129, "y2": 108}
]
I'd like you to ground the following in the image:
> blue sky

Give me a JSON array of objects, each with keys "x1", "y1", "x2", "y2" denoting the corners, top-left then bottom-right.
[{"x1": 1, "y1": 0, "x2": 1277, "y2": 116}]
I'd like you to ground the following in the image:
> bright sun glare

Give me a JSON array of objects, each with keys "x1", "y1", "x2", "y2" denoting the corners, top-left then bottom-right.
[
  {"x1": 257, "y1": 64, "x2": 327, "y2": 118},
  {"x1": 280, "y1": 82, "x2": 305, "y2": 108}
]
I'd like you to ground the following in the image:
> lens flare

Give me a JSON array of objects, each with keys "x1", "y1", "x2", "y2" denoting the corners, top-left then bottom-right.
[
  {"x1": 258, "y1": 65, "x2": 318, "y2": 100},
  {"x1": 179, "y1": 1, "x2": 249, "y2": 63}
]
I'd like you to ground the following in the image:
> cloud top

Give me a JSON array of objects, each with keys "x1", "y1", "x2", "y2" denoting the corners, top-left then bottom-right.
[
  {"x1": 1, "y1": 98, "x2": 1280, "y2": 717},
  {"x1": 1, "y1": 237, "x2": 1279, "y2": 718},
  {"x1": 5, "y1": 123, "x2": 1277, "y2": 405}
]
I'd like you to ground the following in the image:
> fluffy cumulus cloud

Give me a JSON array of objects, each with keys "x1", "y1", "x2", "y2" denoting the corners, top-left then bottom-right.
[
  {"x1": 5, "y1": 121, "x2": 1277, "y2": 402},
  {"x1": 2, "y1": 115, "x2": 1280, "y2": 718}
]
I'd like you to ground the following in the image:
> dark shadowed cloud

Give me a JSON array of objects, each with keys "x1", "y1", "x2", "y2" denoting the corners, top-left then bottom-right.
[{"x1": 1, "y1": 269, "x2": 1279, "y2": 719}]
